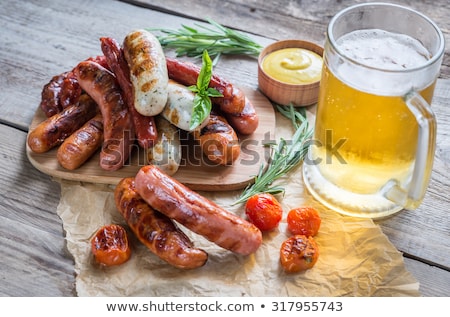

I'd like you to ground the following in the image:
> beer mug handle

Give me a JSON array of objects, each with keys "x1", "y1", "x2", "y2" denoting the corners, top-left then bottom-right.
[{"x1": 383, "y1": 91, "x2": 437, "y2": 210}]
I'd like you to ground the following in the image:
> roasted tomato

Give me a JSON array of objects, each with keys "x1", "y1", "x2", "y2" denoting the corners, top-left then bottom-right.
[
  {"x1": 287, "y1": 206, "x2": 321, "y2": 237},
  {"x1": 91, "y1": 224, "x2": 131, "y2": 266},
  {"x1": 245, "y1": 193, "x2": 283, "y2": 231},
  {"x1": 280, "y1": 235, "x2": 319, "y2": 273}
]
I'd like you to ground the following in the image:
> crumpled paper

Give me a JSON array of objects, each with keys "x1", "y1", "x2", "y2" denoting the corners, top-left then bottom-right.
[{"x1": 55, "y1": 111, "x2": 420, "y2": 297}]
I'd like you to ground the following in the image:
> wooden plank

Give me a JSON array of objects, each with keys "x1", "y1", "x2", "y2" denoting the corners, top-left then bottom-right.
[
  {"x1": 404, "y1": 258, "x2": 450, "y2": 297},
  {"x1": 0, "y1": 124, "x2": 74, "y2": 296}
]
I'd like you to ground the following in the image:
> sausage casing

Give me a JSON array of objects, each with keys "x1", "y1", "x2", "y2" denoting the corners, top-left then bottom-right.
[
  {"x1": 193, "y1": 113, "x2": 240, "y2": 166},
  {"x1": 74, "y1": 60, "x2": 134, "y2": 171},
  {"x1": 134, "y1": 165, "x2": 262, "y2": 255},
  {"x1": 146, "y1": 116, "x2": 181, "y2": 176},
  {"x1": 28, "y1": 94, "x2": 98, "y2": 153},
  {"x1": 161, "y1": 80, "x2": 210, "y2": 132},
  {"x1": 225, "y1": 97, "x2": 259, "y2": 135},
  {"x1": 101, "y1": 36, "x2": 158, "y2": 149},
  {"x1": 123, "y1": 29, "x2": 168, "y2": 117},
  {"x1": 56, "y1": 113, "x2": 104, "y2": 170},
  {"x1": 114, "y1": 177, "x2": 208, "y2": 269}
]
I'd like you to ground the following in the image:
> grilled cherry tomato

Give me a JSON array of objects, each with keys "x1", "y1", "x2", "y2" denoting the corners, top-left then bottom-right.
[
  {"x1": 91, "y1": 224, "x2": 131, "y2": 266},
  {"x1": 280, "y1": 235, "x2": 319, "y2": 273},
  {"x1": 287, "y1": 206, "x2": 321, "y2": 237},
  {"x1": 245, "y1": 193, "x2": 283, "y2": 231}
]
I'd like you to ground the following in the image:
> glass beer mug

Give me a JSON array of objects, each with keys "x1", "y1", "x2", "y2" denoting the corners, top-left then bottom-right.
[{"x1": 302, "y1": 3, "x2": 445, "y2": 218}]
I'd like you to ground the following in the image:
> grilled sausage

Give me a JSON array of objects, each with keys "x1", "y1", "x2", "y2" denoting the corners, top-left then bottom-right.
[
  {"x1": 146, "y1": 116, "x2": 181, "y2": 176},
  {"x1": 28, "y1": 94, "x2": 98, "y2": 153},
  {"x1": 100, "y1": 36, "x2": 158, "y2": 149},
  {"x1": 39, "y1": 71, "x2": 82, "y2": 117},
  {"x1": 123, "y1": 29, "x2": 168, "y2": 117},
  {"x1": 224, "y1": 97, "x2": 259, "y2": 135},
  {"x1": 56, "y1": 114, "x2": 104, "y2": 170},
  {"x1": 161, "y1": 80, "x2": 210, "y2": 132},
  {"x1": 134, "y1": 165, "x2": 263, "y2": 255},
  {"x1": 166, "y1": 57, "x2": 245, "y2": 114},
  {"x1": 114, "y1": 177, "x2": 208, "y2": 269},
  {"x1": 74, "y1": 60, "x2": 134, "y2": 171},
  {"x1": 193, "y1": 113, "x2": 240, "y2": 166}
]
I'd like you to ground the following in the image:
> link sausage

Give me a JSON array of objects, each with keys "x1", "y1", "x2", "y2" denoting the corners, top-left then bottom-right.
[
  {"x1": 224, "y1": 97, "x2": 259, "y2": 135},
  {"x1": 39, "y1": 71, "x2": 82, "y2": 117},
  {"x1": 114, "y1": 177, "x2": 208, "y2": 269},
  {"x1": 161, "y1": 80, "x2": 210, "y2": 132},
  {"x1": 57, "y1": 113, "x2": 104, "y2": 170},
  {"x1": 123, "y1": 29, "x2": 168, "y2": 117},
  {"x1": 74, "y1": 60, "x2": 134, "y2": 171},
  {"x1": 134, "y1": 165, "x2": 262, "y2": 255},
  {"x1": 146, "y1": 116, "x2": 181, "y2": 176},
  {"x1": 193, "y1": 113, "x2": 240, "y2": 166},
  {"x1": 100, "y1": 36, "x2": 158, "y2": 149},
  {"x1": 28, "y1": 94, "x2": 98, "y2": 153}
]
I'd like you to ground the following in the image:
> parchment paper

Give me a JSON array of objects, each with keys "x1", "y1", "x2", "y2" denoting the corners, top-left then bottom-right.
[{"x1": 55, "y1": 112, "x2": 420, "y2": 297}]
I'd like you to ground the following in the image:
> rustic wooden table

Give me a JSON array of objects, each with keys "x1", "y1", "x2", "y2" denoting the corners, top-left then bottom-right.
[{"x1": 0, "y1": 0, "x2": 449, "y2": 296}]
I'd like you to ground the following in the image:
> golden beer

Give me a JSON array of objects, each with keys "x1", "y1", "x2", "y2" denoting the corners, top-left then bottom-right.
[
  {"x1": 312, "y1": 61, "x2": 436, "y2": 194},
  {"x1": 303, "y1": 6, "x2": 444, "y2": 218}
]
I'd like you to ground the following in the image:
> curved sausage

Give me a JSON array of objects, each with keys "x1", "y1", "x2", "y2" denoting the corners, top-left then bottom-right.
[
  {"x1": 39, "y1": 71, "x2": 82, "y2": 117},
  {"x1": 123, "y1": 29, "x2": 168, "y2": 117},
  {"x1": 74, "y1": 60, "x2": 134, "y2": 171},
  {"x1": 57, "y1": 114, "x2": 104, "y2": 170},
  {"x1": 146, "y1": 116, "x2": 181, "y2": 176},
  {"x1": 100, "y1": 36, "x2": 158, "y2": 149},
  {"x1": 134, "y1": 165, "x2": 262, "y2": 255},
  {"x1": 161, "y1": 80, "x2": 210, "y2": 132},
  {"x1": 114, "y1": 177, "x2": 208, "y2": 269},
  {"x1": 225, "y1": 97, "x2": 259, "y2": 135},
  {"x1": 28, "y1": 94, "x2": 98, "y2": 153},
  {"x1": 193, "y1": 113, "x2": 240, "y2": 166},
  {"x1": 166, "y1": 57, "x2": 245, "y2": 114}
]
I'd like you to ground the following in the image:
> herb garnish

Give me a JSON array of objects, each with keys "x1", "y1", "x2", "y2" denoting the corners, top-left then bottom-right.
[
  {"x1": 188, "y1": 50, "x2": 223, "y2": 130},
  {"x1": 233, "y1": 105, "x2": 313, "y2": 205},
  {"x1": 150, "y1": 18, "x2": 263, "y2": 65}
]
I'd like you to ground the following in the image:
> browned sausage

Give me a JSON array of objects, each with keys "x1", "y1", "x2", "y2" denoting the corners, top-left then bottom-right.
[
  {"x1": 28, "y1": 94, "x2": 98, "y2": 153},
  {"x1": 166, "y1": 57, "x2": 245, "y2": 114},
  {"x1": 100, "y1": 37, "x2": 158, "y2": 149},
  {"x1": 193, "y1": 113, "x2": 240, "y2": 166},
  {"x1": 39, "y1": 71, "x2": 82, "y2": 117},
  {"x1": 224, "y1": 97, "x2": 259, "y2": 135},
  {"x1": 134, "y1": 165, "x2": 262, "y2": 255},
  {"x1": 56, "y1": 114, "x2": 104, "y2": 170},
  {"x1": 73, "y1": 60, "x2": 134, "y2": 171},
  {"x1": 114, "y1": 177, "x2": 208, "y2": 269}
]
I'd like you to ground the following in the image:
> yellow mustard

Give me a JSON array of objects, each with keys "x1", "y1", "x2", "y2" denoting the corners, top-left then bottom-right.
[{"x1": 262, "y1": 48, "x2": 322, "y2": 84}]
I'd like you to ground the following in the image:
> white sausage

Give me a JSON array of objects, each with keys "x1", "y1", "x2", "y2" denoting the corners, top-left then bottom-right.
[
  {"x1": 161, "y1": 80, "x2": 209, "y2": 132},
  {"x1": 123, "y1": 29, "x2": 168, "y2": 116},
  {"x1": 146, "y1": 115, "x2": 181, "y2": 176}
]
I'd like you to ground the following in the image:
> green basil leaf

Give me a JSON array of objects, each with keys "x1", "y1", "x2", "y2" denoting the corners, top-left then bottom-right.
[
  {"x1": 197, "y1": 50, "x2": 213, "y2": 91},
  {"x1": 189, "y1": 94, "x2": 212, "y2": 130}
]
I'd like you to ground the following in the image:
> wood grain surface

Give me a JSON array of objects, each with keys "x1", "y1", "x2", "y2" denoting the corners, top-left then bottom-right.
[{"x1": 0, "y1": 0, "x2": 449, "y2": 297}]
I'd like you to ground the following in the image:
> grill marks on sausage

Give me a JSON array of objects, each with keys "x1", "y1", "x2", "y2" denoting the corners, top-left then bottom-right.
[
  {"x1": 114, "y1": 177, "x2": 208, "y2": 269},
  {"x1": 135, "y1": 165, "x2": 262, "y2": 255}
]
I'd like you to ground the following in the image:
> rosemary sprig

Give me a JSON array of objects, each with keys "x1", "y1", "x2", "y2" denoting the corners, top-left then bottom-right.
[
  {"x1": 233, "y1": 105, "x2": 313, "y2": 205},
  {"x1": 149, "y1": 18, "x2": 263, "y2": 64}
]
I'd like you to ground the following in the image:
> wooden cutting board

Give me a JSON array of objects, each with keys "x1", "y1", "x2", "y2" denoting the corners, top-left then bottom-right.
[{"x1": 26, "y1": 86, "x2": 276, "y2": 191}]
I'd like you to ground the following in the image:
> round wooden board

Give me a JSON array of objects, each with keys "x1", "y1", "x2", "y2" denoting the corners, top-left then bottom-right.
[{"x1": 26, "y1": 86, "x2": 276, "y2": 191}]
